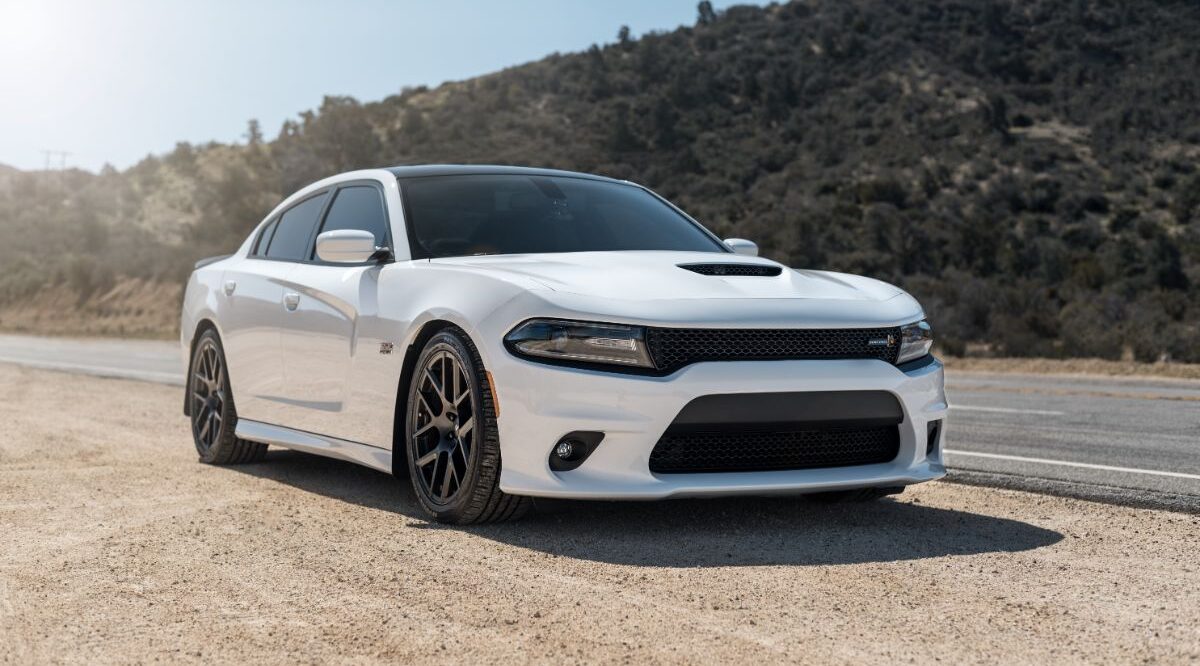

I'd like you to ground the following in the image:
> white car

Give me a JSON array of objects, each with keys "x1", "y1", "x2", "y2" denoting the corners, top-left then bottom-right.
[{"x1": 181, "y1": 165, "x2": 946, "y2": 523}]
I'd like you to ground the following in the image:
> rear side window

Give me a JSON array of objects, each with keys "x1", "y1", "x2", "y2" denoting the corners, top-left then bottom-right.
[
  {"x1": 314, "y1": 186, "x2": 390, "y2": 256},
  {"x1": 252, "y1": 217, "x2": 279, "y2": 256},
  {"x1": 265, "y1": 193, "x2": 328, "y2": 260}
]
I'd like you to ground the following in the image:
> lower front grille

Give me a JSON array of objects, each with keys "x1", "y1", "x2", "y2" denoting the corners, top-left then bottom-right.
[{"x1": 648, "y1": 425, "x2": 900, "y2": 474}]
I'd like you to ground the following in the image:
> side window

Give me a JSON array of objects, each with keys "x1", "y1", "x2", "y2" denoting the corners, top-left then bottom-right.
[
  {"x1": 314, "y1": 185, "x2": 390, "y2": 257},
  {"x1": 252, "y1": 217, "x2": 279, "y2": 256},
  {"x1": 265, "y1": 192, "x2": 328, "y2": 261}
]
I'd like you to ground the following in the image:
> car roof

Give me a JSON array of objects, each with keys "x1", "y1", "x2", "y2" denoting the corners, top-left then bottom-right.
[{"x1": 383, "y1": 164, "x2": 626, "y2": 184}]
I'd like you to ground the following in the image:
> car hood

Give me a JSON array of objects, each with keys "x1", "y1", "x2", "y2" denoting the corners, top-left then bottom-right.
[{"x1": 428, "y1": 251, "x2": 905, "y2": 302}]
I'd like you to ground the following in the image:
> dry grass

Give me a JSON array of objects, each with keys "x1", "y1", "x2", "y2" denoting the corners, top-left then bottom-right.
[
  {"x1": 944, "y1": 356, "x2": 1200, "y2": 381},
  {"x1": 0, "y1": 278, "x2": 180, "y2": 339}
]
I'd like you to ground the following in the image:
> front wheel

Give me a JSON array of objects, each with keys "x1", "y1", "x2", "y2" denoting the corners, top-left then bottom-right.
[{"x1": 404, "y1": 329, "x2": 529, "y2": 524}]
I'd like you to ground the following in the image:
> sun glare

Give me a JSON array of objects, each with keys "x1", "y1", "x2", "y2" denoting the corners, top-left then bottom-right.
[{"x1": 0, "y1": 1, "x2": 53, "y2": 57}]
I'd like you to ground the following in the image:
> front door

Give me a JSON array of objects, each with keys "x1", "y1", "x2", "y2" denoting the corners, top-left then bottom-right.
[
  {"x1": 223, "y1": 189, "x2": 330, "y2": 424},
  {"x1": 275, "y1": 183, "x2": 400, "y2": 448}
]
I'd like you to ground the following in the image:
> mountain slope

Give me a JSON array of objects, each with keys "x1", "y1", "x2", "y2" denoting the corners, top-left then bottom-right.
[{"x1": 1, "y1": 0, "x2": 1198, "y2": 359}]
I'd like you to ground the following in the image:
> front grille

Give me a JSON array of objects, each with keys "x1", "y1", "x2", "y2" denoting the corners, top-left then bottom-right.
[
  {"x1": 678, "y1": 263, "x2": 783, "y2": 277},
  {"x1": 648, "y1": 425, "x2": 900, "y2": 474},
  {"x1": 645, "y1": 327, "x2": 901, "y2": 374}
]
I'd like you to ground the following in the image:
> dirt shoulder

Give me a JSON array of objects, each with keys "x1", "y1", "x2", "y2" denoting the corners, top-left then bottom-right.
[{"x1": 0, "y1": 364, "x2": 1198, "y2": 664}]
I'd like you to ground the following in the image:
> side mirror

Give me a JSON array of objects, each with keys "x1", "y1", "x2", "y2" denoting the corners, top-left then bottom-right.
[
  {"x1": 315, "y1": 230, "x2": 384, "y2": 264},
  {"x1": 724, "y1": 238, "x2": 758, "y2": 257}
]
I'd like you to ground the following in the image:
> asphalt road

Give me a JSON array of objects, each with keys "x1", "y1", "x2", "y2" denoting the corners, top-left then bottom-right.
[{"x1": 1, "y1": 333, "x2": 1197, "y2": 503}]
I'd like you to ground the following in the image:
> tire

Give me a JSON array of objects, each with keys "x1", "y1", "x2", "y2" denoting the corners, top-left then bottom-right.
[
  {"x1": 804, "y1": 486, "x2": 905, "y2": 503},
  {"x1": 404, "y1": 329, "x2": 529, "y2": 524},
  {"x1": 188, "y1": 329, "x2": 267, "y2": 465}
]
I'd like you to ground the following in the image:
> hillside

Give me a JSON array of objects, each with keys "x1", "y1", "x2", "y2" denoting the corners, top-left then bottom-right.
[{"x1": 1, "y1": 0, "x2": 1198, "y2": 359}]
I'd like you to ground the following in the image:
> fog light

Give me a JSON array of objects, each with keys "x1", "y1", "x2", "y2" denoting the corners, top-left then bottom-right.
[
  {"x1": 548, "y1": 431, "x2": 605, "y2": 472},
  {"x1": 555, "y1": 440, "x2": 579, "y2": 461}
]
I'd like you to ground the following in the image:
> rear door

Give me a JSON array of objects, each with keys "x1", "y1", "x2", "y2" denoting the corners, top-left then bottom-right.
[
  {"x1": 276, "y1": 181, "x2": 397, "y2": 445},
  {"x1": 220, "y1": 191, "x2": 329, "y2": 425}
]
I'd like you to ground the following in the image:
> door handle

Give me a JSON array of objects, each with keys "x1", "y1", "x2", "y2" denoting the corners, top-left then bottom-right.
[
  {"x1": 284, "y1": 293, "x2": 300, "y2": 311},
  {"x1": 223, "y1": 280, "x2": 237, "y2": 295}
]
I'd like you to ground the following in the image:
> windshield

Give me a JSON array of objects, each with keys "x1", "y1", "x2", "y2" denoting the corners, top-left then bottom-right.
[{"x1": 399, "y1": 174, "x2": 728, "y2": 259}]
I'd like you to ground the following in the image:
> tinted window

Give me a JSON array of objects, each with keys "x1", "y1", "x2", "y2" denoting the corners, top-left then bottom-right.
[
  {"x1": 252, "y1": 217, "x2": 278, "y2": 256},
  {"x1": 265, "y1": 193, "x2": 328, "y2": 260},
  {"x1": 401, "y1": 175, "x2": 726, "y2": 259},
  {"x1": 314, "y1": 186, "x2": 389, "y2": 256}
]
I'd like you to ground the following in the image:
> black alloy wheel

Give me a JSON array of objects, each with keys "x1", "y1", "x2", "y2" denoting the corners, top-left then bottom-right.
[
  {"x1": 405, "y1": 329, "x2": 528, "y2": 523},
  {"x1": 188, "y1": 329, "x2": 267, "y2": 464}
]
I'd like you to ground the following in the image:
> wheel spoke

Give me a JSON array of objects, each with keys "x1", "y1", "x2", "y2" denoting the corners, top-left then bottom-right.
[
  {"x1": 417, "y1": 390, "x2": 438, "y2": 418},
  {"x1": 415, "y1": 449, "x2": 438, "y2": 469},
  {"x1": 438, "y1": 453, "x2": 454, "y2": 500},
  {"x1": 452, "y1": 438, "x2": 469, "y2": 478},
  {"x1": 431, "y1": 453, "x2": 446, "y2": 497},
  {"x1": 412, "y1": 421, "x2": 436, "y2": 439},
  {"x1": 453, "y1": 378, "x2": 470, "y2": 407},
  {"x1": 424, "y1": 367, "x2": 447, "y2": 406},
  {"x1": 455, "y1": 415, "x2": 474, "y2": 440},
  {"x1": 448, "y1": 454, "x2": 462, "y2": 494},
  {"x1": 197, "y1": 410, "x2": 212, "y2": 439},
  {"x1": 441, "y1": 356, "x2": 453, "y2": 402}
]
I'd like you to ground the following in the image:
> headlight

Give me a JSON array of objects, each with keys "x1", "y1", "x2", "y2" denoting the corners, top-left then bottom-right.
[
  {"x1": 896, "y1": 319, "x2": 933, "y2": 364},
  {"x1": 505, "y1": 319, "x2": 654, "y2": 368}
]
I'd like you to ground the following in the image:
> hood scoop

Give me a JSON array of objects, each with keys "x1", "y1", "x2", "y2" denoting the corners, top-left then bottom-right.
[{"x1": 678, "y1": 263, "x2": 783, "y2": 277}]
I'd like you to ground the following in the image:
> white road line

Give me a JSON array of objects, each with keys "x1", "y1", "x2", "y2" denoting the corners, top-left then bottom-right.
[
  {"x1": 951, "y1": 404, "x2": 1065, "y2": 416},
  {"x1": 944, "y1": 449, "x2": 1200, "y2": 481},
  {"x1": 0, "y1": 356, "x2": 183, "y2": 385}
]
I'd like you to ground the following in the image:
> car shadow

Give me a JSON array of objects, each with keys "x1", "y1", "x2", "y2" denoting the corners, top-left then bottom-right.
[{"x1": 229, "y1": 449, "x2": 1064, "y2": 567}]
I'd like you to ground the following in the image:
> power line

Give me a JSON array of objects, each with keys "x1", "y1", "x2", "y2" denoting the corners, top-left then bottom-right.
[{"x1": 41, "y1": 150, "x2": 70, "y2": 171}]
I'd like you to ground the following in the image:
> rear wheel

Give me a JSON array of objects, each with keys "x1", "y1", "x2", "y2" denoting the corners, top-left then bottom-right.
[
  {"x1": 804, "y1": 486, "x2": 905, "y2": 503},
  {"x1": 405, "y1": 330, "x2": 528, "y2": 524},
  {"x1": 189, "y1": 329, "x2": 267, "y2": 464}
]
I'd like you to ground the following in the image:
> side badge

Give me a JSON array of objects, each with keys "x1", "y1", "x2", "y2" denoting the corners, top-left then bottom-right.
[{"x1": 379, "y1": 342, "x2": 394, "y2": 355}]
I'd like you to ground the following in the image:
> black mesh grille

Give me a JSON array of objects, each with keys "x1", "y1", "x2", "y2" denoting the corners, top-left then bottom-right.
[
  {"x1": 645, "y1": 327, "x2": 901, "y2": 373},
  {"x1": 649, "y1": 426, "x2": 900, "y2": 474},
  {"x1": 678, "y1": 263, "x2": 783, "y2": 277}
]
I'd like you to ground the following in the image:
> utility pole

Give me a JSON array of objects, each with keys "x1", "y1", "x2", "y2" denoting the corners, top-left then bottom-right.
[
  {"x1": 41, "y1": 150, "x2": 70, "y2": 171},
  {"x1": 41, "y1": 150, "x2": 71, "y2": 190}
]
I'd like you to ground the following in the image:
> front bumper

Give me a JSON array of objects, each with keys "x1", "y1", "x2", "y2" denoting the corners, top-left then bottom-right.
[{"x1": 489, "y1": 352, "x2": 948, "y2": 500}]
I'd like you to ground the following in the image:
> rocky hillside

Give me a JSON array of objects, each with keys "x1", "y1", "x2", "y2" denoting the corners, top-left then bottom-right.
[{"x1": 2, "y1": 0, "x2": 1198, "y2": 359}]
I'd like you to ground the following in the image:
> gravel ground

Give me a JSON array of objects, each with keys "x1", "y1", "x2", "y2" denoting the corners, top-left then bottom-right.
[{"x1": 1, "y1": 364, "x2": 1198, "y2": 664}]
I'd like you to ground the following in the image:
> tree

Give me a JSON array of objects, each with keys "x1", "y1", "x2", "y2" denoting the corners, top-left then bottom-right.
[
  {"x1": 245, "y1": 119, "x2": 263, "y2": 146},
  {"x1": 617, "y1": 25, "x2": 631, "y2": 47},
  {"x1": 607, "y1": 103, "x2": 641, "y2": 153},
  {"x1": 697, "y1": 1, "x2": 717, "y2": 26}
]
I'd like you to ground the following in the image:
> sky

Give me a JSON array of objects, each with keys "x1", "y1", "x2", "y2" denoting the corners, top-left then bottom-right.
[{"x1": 0, "y1": 0, "x2": 764, "y2": 172}]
